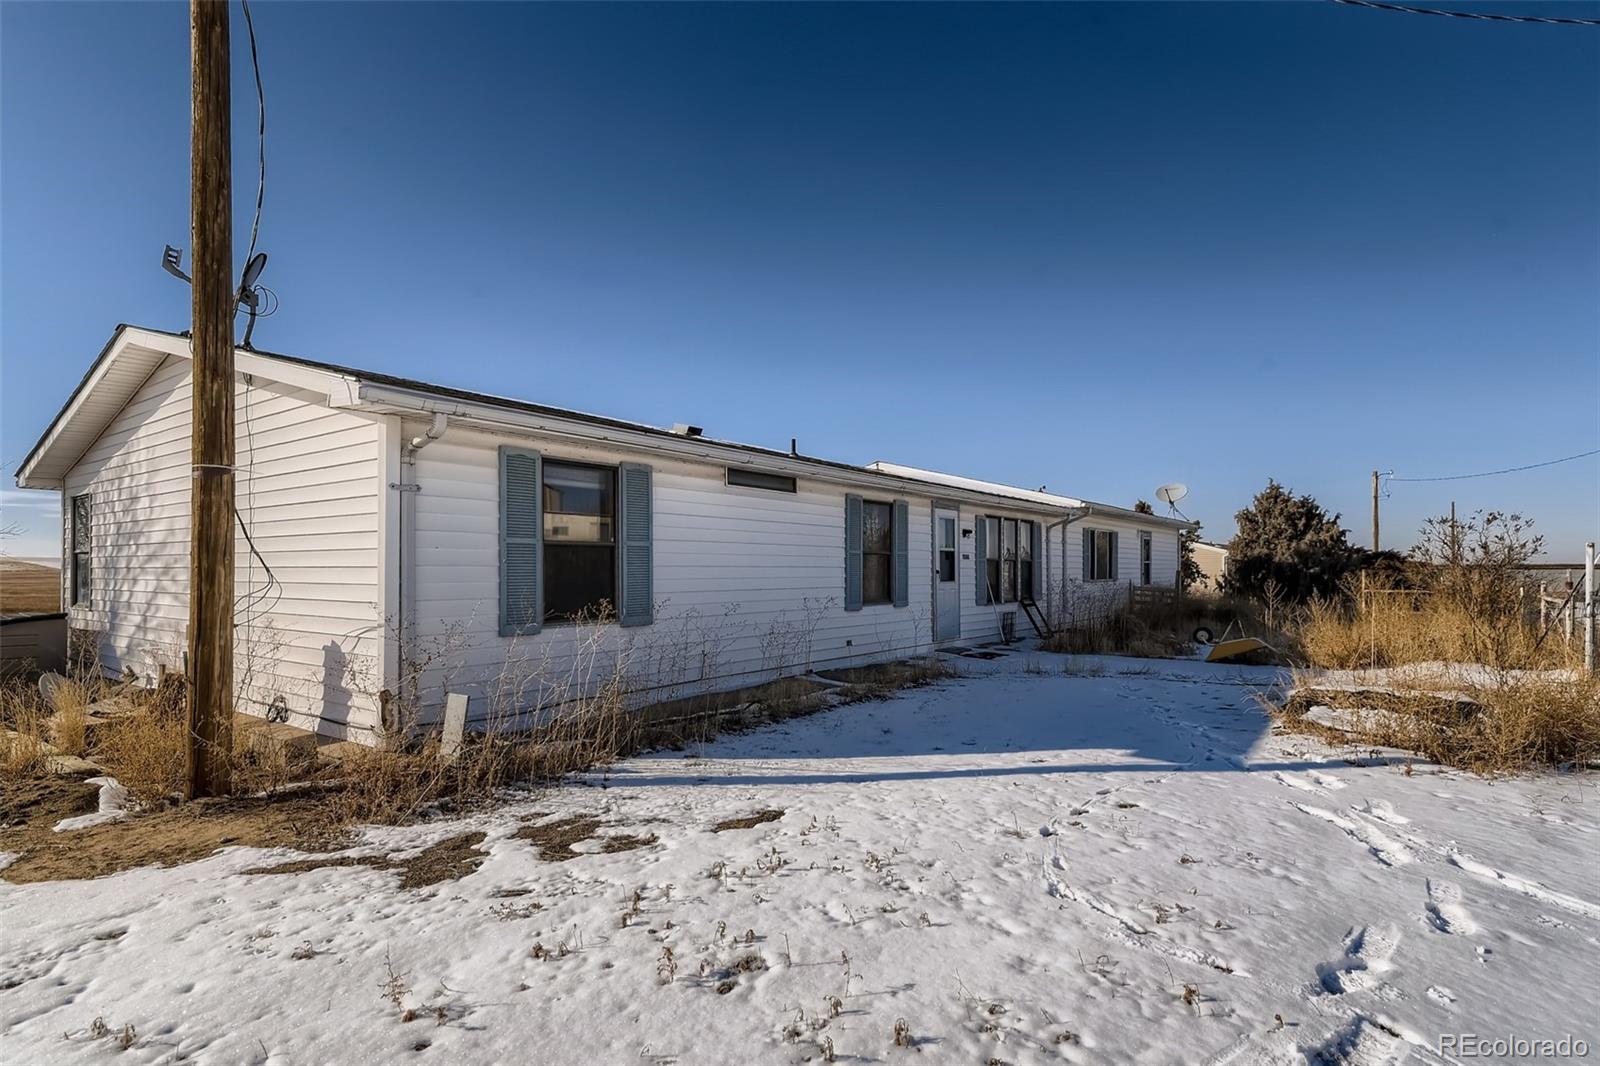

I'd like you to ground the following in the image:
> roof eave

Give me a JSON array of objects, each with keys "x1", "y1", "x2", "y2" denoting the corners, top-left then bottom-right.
[{"x1": 346, "y1": 381, "x2": 1084, "y2": 514}]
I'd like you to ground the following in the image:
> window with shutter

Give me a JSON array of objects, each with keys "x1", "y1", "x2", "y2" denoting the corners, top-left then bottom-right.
[
  {"x1": 1085, "y1": 528, "x2": 1118, "y2": 581},
  {"x1": 844, "y1": 494, "x2": 864, "y2": 611},
  {"x1": 499, "y1": 447, "x2": 542, "y2": 635},
  {"x1": 974, "y1": 515, "x2": 989, "y2": 605},
  {"x1": 891, "y1": 499, "x2": 909, "y2": 608},
  {"x1": 619, "y1": 463, "x2": 653, "y2": 626}
]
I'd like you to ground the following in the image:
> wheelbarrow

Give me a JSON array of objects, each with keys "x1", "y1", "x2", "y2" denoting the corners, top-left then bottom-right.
[{"x1": 1191, "y1": 620, "x2": 1274, "y2": 663}]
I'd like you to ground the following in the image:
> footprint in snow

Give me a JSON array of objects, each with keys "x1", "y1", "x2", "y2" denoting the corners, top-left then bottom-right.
[
  {"x1": 1354, "y1": 799, "x2": 1409, "y2": 826},
  {"x1": 1423, "y1": 879, "x2": 1477, "y2": 936},
  {"x1": 1272, "y1": 771, "x2": 1325, "y2": 795},
  {"x1": 1314, "y1": 925, "x2": 1399, "y2": 996}
]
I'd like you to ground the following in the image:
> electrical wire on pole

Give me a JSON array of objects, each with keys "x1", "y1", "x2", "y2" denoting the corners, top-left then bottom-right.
[{"x1": 186, "y1": 0, "x2": 236, "y2": 799}]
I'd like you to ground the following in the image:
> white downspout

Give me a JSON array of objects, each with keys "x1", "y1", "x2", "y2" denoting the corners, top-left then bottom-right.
[{"x1": 396, "y1": 413, "x2": 449, "y2": 727}]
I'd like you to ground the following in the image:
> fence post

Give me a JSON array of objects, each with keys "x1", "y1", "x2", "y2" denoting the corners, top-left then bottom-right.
[
  {"x1": 1566, "y1": 577, "x2": 1575, "y2": 645},
  {"x1": 1540, "y1": 582, "x2": 1548, "y2": 631},
  {"x1": 1585, "y1": 542, "x2": 1595, "y2": 675}
]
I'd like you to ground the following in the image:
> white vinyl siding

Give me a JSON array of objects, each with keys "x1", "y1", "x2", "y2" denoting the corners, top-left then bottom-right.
[
  {"x1": 1040, "y1": 518, "x2": 1181, "y2": 624},
  {"x1": 409, "y1": 424, "x2": 936, "y2": 725},
  {"x1": 60, "y1": 356, "x2": 387, "y2": 740}
]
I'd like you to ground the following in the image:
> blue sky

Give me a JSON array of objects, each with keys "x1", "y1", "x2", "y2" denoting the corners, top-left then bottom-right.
[{"x1": 3, "y1": 1, "x2": 1597, "y2": 562}]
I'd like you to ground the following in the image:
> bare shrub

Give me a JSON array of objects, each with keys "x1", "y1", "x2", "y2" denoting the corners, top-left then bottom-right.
[{"x1": 94, "y1": 697, "x2": 187, "y2": 806}]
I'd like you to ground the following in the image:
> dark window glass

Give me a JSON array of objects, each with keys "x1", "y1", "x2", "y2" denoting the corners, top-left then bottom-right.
[
  {"x1": 541, "y1": 461, "x2": 616, "y2": 621},
  {"x1": 1001, "y1": 518, "x2": 1018, "y2": 603},
  {"x1": 727, "y1": 468, "x2": 797, "y2": 493},
  {"x1": 984, "y1": 517, "x2": 1000, "y2": 601},
  {"x1": 70, "y1": 493, "x2": 91, "y2": 607},
  {"x1": 938, "y1": 517, "x2": 956, "y2": 582},
  {"x1": 1091, "y1": 530, "x2": 1115, "y2": 580},
  {"x1": 1019, "y1": 521, "x2": 1033, "y2": 599},
  {"x1": 862, "y1": 500, "x2": 893, "y2": 604}
]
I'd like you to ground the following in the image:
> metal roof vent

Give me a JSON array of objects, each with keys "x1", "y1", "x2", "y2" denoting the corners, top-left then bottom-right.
[{"x1": 670, "y1": 423, "x2": 704, "y2": 437}]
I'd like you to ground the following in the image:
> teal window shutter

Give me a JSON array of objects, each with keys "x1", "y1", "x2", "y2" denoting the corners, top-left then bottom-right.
[
  {"x1": 618, "y1": 462, "x2": 653, "y2": 627},
  {"x1": 1109, "y1": 530, "x2": 1120, "y2": 581},
  {"x1": 1082, "y1": 528, "x2": 1093, "y2": 581},
  {"x1": 499, "y1": 446, "x2": 542, "y2": 636},
  {"x1": 844, "y1": 494, "x2": 863, "y2": 611},
  {"x1": 1030, "y1": 521, "x2": 1043, "y2": 599},
  {"x1": 891, "y1": 499, "x2": 909, "y2": 608},
  {"x1": 973, "y1": 514, "x2": 987, "y2": 605}
]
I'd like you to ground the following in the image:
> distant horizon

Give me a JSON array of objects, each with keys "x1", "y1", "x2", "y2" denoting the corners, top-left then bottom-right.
[{"x1": 4, "y1": 1, "x2": 1597, "y2": 559}]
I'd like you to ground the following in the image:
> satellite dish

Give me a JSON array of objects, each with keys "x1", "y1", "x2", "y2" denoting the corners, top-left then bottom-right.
[
  {"x1": 1155, "y1": 483, "x2": 1188, "y2": 506},
  {"x1": 240, "y1": 252, "x2": 268, "y2": 292}
]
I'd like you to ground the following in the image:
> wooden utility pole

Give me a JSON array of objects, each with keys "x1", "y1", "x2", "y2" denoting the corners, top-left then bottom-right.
[
  {"x1": 186, "y1": 0, "x2": 235, "y2": 798},
  {"x1": 1371, "y1": 470, "x2": 1380, "y2": 553}
]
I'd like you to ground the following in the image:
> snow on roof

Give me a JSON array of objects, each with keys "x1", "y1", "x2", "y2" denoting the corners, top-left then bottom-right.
[
  {"x1": 867, "y1": 462, "x2": 1191, "y2": 528},
  {"x1": 866, "y1": 462, "x2": 1087, "y2": 509}
]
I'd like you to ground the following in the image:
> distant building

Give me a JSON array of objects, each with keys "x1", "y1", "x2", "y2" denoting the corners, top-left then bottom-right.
[{"x1": 1190, "y1": 541, "x2": 1229, "y2": 591}]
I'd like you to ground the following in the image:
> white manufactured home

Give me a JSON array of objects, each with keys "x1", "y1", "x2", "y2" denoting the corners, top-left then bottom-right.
[{"x1": 16, "y1": 325, "x2": 1192, "y2": 743}]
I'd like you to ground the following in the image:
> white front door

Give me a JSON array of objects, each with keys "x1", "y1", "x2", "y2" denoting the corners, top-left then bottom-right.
[{"x1": 934, "y1": 507, "x2": 960, "y2": 641}]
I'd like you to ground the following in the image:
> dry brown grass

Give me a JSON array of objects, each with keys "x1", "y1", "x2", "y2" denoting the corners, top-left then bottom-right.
[
  {"x1": 1299, "y1": 592, "x2": 1576, "y2": 672},
  {"x1": 1277, "y1": 671, "x2": 1600, "y2": 774},
  {"x1": 2, "y1": 601, "x2": 963, "y2": 882},
  {"x1": 1, "y1": 687, "x2": 49, "y2": 777},
  {"x1": 0, "y1": 559, "x2": 61, "y2": 615},
  {"x1": 1041, "y1": 610, "x2": 1190, "y2": 659},
  {"x1": 1286, "y1": 557, "x2": 1596, "y2": 773}
]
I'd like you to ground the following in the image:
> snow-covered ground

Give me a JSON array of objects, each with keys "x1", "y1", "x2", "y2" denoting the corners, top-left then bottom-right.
[{"x1": 3, "y1": 653, "x2": 1596, "y2": 1065}]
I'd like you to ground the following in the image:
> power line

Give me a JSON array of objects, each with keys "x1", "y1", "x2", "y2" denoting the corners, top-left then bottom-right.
[
  {"x1": 1331, "y1": 0, "x2": 1600, "y2": 25},
  {"x1": 240, "y1": 0, "x2": 266, "y2": 269},
  {"x1": 1388, "y1": 449, "x2": 1600, "y2": 483}
]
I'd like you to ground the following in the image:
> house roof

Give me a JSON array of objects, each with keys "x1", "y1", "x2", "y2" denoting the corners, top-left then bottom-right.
[{"x1": 14, "y1": 324, "x2": 1193, "y2": 528}]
